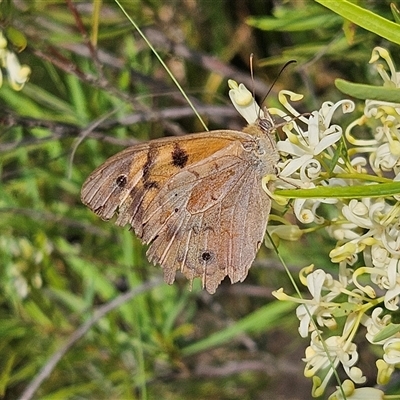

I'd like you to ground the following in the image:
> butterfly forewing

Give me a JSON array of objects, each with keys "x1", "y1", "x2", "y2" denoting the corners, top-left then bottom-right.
[{"x1": 82, "y1": 132, "x2": 249, "y2": 222}]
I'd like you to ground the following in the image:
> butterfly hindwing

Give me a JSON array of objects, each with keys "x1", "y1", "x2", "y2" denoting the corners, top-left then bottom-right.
[{"x1": 140, "y1": 140, "x2": 271, "y2": 293}]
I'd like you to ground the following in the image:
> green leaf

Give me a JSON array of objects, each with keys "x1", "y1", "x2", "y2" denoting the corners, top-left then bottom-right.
[
  {"x1": 315, "y1": 0, "x2": 400, "y2": 45},
  {"x1": 331, "y1": 302, "x2": 358, "y2": 317},
  {"x1": 335, "y1": 78, "x2": 400, "y2": 102},
  {"x1": 0, "y1": 354, "x2": 15, "y2": 396},
  {"x1": 276, "y1": 182, "x2": 400, "y2": 199},
  {"x1": 373, "y1": 323, "x2": 400, "y2": 342},
  {"x1": 247, "y1": 13, "x2": 340, "y2": 32},
  {"x1": 182, "y1": 301, "x2": 295, "y2": 356}
]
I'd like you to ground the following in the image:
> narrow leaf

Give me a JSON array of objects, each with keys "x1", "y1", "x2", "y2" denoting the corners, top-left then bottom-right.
[
  {"x1": 335, "y1": 79, "x2": 400, "y2": 102},
  {"x1": 276, "y1": 182, "x2": 400, "y2": 199},
  {"x1": 316, "y1": 0, "x2": 400, "y2": 45}
]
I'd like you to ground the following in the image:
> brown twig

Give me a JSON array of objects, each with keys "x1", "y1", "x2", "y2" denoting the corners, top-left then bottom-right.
[{"x1": 0, "y1": 104, "x2": 240, "y2": 154}]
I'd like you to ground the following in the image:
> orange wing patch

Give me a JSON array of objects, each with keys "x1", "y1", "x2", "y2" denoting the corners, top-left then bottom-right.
[{"x1": 81, "y1": 131, "x2": 252, "y2": 225}]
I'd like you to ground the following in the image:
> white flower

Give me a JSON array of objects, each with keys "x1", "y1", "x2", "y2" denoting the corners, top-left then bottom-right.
[
  {"x1": 383, "y1": 337, "x2": 400, "y2": 364},
  {"x1": 346, "y1": 47, "x2": 400, "y2": 174},
  {"x1": 277, "y1": 98, "x2": 354, "y2": 180},
  {"x1": 328, "y1": 380, "x2": 384, "y2": 400},
  {"x1": 0, "y1": 31, "x2": 30, "y2": 91},
  {"x1": 266, "y1": 224, "x2": 303, "y2": 247},
  {"x1": 337, "y1": 199, "x2": 400, "y2": 310},
  {"x1": 293, "y1": 197, "x2": 324, "y2": 224},
  {"x1": 341, "y1": 198, "x2": 377, "y2": 230},
  {"x1": 368, "y1": 244, "x2": 389, "y2": 268},
  {"x1": 249, "y1": 47, "x2": 400, "y2": 397},
  {"x1": 361, "y1": 307, "x2": 391, "y2": 344},
  {"x1": 329, "y1": 242, "x2": 362, "y2": 265},
  {"x1": 5, "y1": 51, "x2": 31, "y2": 91},
  {"x1": 382, "y1": 262, "x2": 400, "y2": 311},
  {"x1": 296, "y1": 269, "x2": 343, "y2": 337},
  {"x1": 337, "y1": 200, "x2": 400, "y2": 288},
  {"x1": 371, "y1": 142, "x2": 400, "y2": 172},
  {"x1": 228, "y1": 79, "x2": 263, "y2": 124},
  {"x1": 297, "y1": 304, "x2": 320, "y2": 338},
  {"x1": 326, "y1": 220, "x2": 360, "y2": 241},
  {"x1": 13, "y1": 274, "x2": 29, "y2": 298},
  {"x1": 304, "y1": 331, "x2": 365, "y2": 395}
]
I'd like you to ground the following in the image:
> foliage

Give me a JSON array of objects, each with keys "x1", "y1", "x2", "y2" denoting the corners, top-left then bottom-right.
[{"x1": 0, "y1": 1, "x2": 399, "y2": 399}]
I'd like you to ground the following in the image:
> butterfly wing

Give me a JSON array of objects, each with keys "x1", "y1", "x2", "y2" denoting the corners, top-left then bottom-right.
[
  {"x1": 142, "y1": 147, "x2": 271, "y2": 293},
  {"x1": 81, "y1": 130, "x2": 271, "y2": 293},
  {"x1": 81, "y1": 132, "x2": 244, "y2": 224}
]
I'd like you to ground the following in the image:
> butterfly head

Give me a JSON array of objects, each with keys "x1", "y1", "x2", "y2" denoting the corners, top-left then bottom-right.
[{"x1": 257, "y1": 106, "x2": 276, "y2": 134}]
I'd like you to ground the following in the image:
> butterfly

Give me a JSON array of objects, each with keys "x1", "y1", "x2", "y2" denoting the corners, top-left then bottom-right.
[{"x1": 81, "y1": 81, "x2": 280, "y2": 294}]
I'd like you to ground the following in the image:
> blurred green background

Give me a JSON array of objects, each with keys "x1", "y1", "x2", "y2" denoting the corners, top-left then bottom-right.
[{"x1": 0, "y1": 1, "x2": 398, "y2": 399}]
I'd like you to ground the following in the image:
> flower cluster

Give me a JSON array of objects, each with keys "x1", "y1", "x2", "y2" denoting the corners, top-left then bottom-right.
[
  {"x1": 0, "y1": 30, "x2": 31, "y2": 91},
  {"x1": 229, "y1": 46, "x2": 400, "y2": 398}
]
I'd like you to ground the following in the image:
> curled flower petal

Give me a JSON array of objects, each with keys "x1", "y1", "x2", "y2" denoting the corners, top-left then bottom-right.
[
  {"x1": 370, "y1": 46, "x2": 398, "y2": 86},
  {"x1": 267, "y1": 224, "x2": 303, "y2": 242},
  {"x1": 370, "y1": 143, "x2": 399, "y2": 172},
  {"x1": 361, "y1": 307, "x2": 391, "y2": 344},
  {"x1": 342, "y1": 199, "x2": 375, "y2": 229},
  {"x1": 299, "y1": 159, "x2": 322, "y2": 181},
  {"x1": 384, "y1": 284, "x2": 400, "y2": 311},
  {"x1": 294, "y1": 198, "x2": 324, "y2": 224},
  {"x1": 383, "y1": 337, "x2": 400, "y2": 364},
  {"x1": 279, "y1": 154, "x2": 313, "y2": 177},
  {"x1": 330, "y1": 242, "x2": 360, "y2": 264}
]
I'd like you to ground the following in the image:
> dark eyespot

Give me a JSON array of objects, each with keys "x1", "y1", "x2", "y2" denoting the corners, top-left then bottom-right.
[
  {"x1": 199, "y1": 250, "x2": 215, "y2": 264},
  {"x1": 116, "y1": 175, "x2": 127, "y2": 187}
]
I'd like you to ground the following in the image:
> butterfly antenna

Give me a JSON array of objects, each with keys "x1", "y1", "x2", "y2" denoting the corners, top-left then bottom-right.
[
  {"x1": 261, "y1": 59, "x2": 297, "y2": 105},
  {"x1": 250, "y1": 53, "x2": 256, "y2": 99},
  {"x1": 249, "y1": 53, "x2": 261, "y2": 119}
]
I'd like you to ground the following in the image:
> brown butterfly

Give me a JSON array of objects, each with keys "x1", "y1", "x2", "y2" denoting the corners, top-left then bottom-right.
[{"x1": 81, "y1": 82, "x2": 280, "y2": 293}]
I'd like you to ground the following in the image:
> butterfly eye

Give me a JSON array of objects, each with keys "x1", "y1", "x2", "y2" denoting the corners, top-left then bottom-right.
[
  {"x1": 116, "y1": 175, "x2": 127, "y2": 187},
  {"x1": 258, "y1": 119, "x2": 273, "y2": 133}
]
